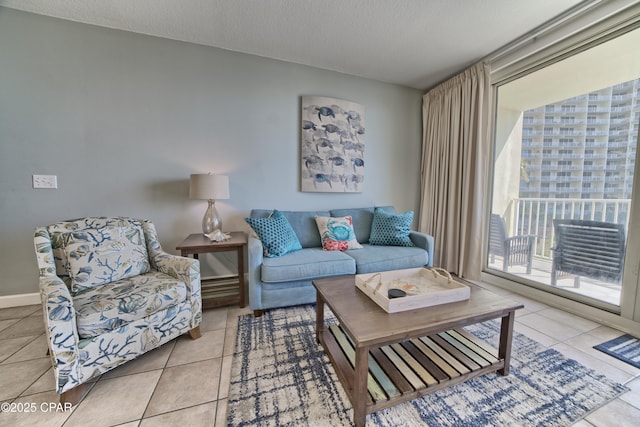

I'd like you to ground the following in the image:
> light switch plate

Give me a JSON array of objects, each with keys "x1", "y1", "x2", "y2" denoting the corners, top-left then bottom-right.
[{"x1": 33, "y1": 174, "x2": 58, "y2": 189}]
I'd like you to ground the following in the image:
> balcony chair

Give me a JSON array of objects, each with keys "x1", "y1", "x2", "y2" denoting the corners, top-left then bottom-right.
[
  {"x1": 488, "y1": 214, "x2": 535, "y2": 274},
  {"x1": 33, "y1": 217, "x2": 202, "y2": 405},
  {"x1": 551, "y1": 219, "x2": 625, "y2": 287}
]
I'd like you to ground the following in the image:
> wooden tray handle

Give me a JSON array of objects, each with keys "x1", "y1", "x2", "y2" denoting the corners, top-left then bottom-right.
[
  {"x1": 363, "y1": 272, "x2": 384, "y2": 294},
  {"x1": 428, "y1": 267, "x2": 453, "y2": 282}
]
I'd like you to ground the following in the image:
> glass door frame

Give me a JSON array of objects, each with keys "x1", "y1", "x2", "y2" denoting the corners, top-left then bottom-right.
[{"x1": 482, "y1": 16, "x2": 640, "y2": 323}]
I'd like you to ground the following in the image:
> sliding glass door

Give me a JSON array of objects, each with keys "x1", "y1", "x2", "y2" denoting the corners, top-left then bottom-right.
[{"x1": 488, "y1": 27, "x2": 640, "y2": 311}]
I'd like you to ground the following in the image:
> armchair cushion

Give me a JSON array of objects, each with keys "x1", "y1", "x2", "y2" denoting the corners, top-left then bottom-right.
[
  {"x1": 64, "y1": 225, "x2": 150, "y2": 294},
  {"x1": 72, "y1": 271, "x2": 187, "y2": 339}
]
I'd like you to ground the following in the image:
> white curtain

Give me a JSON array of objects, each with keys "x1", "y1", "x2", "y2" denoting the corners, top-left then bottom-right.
[{"x1": 419, "y1": 62, "x2": 491, "y2": 279}]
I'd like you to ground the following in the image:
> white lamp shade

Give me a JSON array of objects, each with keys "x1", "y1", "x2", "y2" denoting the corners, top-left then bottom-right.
[{"x1": 189, "y1": 174, "x2": 230, "y2": 200}]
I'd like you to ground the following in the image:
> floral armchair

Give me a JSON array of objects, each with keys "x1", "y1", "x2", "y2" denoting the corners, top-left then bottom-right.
[{"x1": 33, "y1": 217, "x2": 202, "y2": 404}]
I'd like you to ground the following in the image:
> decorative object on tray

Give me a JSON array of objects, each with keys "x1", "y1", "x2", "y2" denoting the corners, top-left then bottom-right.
[
  {"x1": 387, "y1": 288, "x2": 406, "y2": 299},
  {"x1": 300, "y1": 96, "x2": 365, "y2": 192},
  {"x1": 189, "y1": 173, "x2": 230, "y2": 240},
  {"x1": 356, "y1": 267, "x2": 470, "y2": 313}
]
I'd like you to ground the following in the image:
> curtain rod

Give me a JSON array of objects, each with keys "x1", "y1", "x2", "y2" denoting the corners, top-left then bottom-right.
[
  {"x1": 484, "y1": 0, "x2": 604, "y2": 63},
  {"x1": 423, "y1": 0, "x2": 605, "y2": 92},
  {"x1": 422, "y1": 0, "x2": 637, "y2": 92}
]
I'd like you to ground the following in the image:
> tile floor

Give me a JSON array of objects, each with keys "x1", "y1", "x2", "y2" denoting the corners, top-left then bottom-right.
[{"x1": 0, "y1": 283, "x2": 639, "y2": 426}]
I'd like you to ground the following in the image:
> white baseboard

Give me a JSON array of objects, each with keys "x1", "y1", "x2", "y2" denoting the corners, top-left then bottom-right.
[
  {"x1": 0, "y1": 293, "x2": 41, "y2": 309},
  {"x1": 0, "y1": 275, "x2": 246, "y2": 309}
]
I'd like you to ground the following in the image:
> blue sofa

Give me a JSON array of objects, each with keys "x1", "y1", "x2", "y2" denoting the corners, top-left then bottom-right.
[{"x1": 247, "y1": 206, "x2": 434, "y2": 316}]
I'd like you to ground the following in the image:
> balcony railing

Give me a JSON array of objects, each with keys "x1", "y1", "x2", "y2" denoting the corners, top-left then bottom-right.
[{"x1": 508, "y1": 198, "x2": 631, "y2": 260}]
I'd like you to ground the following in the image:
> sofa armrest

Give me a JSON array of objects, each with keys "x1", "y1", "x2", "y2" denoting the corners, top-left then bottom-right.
[
  {"x1": 247, "y1": 234, "x2": 265, "y2": 310},
  {"x1": 409, "y1": 231, "x2": 435, "y2": 267}
]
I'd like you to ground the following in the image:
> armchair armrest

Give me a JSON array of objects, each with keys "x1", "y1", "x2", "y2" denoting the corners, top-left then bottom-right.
[
  {"x1": 153, "y1": 253, "x2": 200, "y2": 293},
  {"x1": 35, "y1": 226, "x2": 83, "y2": 392},
  {"x1": 39, "y1": 274, "x2": 82, "y2": 393},
  {"x1": 409, "y1": 231, "x2": 435, "y2": 267},
  {"x1": 40, "y1": 275, "x2": 79, "y2": 350},
  {"x1": 142, "y1": 220, "x2": 201, "y2": 324},
  {"x1": 153, "y1": 252, "x2": 202, "y2": 324}
]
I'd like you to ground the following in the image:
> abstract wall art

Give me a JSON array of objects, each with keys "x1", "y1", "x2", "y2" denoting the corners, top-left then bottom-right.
[{"x1": 301, "y1": 96, "x2": 365, "y2": 192}]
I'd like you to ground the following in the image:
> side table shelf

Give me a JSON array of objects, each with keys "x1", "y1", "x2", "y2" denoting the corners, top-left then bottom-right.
[
  {"x1": 201, "y1": 277, "x2": 242, "y2": 308},
  {"x1": 176, "y1": 232, "x2": 247, "y2": 309}
]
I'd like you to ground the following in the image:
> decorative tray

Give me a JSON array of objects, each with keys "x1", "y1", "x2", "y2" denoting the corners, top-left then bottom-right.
[{"x1": 355, "y1": 267, "x2": 470, "y2": 313}]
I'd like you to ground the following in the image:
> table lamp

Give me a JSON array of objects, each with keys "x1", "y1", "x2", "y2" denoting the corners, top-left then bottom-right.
[{"x1": 189, "y1": 173, "x2": 231, "y2": 241}]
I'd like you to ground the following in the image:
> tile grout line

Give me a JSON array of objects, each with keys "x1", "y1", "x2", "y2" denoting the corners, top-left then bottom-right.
[
  {"x1": 135, "y1": 316, "x2": 229, "y2": 424},
  {"x1": 213, "y1": 309, "x2": 237, "y2": 426},
  {"x1": 136, "y1": 363, "x2": 166, "y2": 424},
  {"x1": 622, "y1": 372, "x2": 640, "y2": 386},
  {"x1": 510, "y1": 297, "x2": 640, "y2": 388},
  {"x1": 16, "y1": 363, "x2": 52, "y2": 399},
  {"x1": 213, "y1": 328, "x2": 229, "y2": 420}
]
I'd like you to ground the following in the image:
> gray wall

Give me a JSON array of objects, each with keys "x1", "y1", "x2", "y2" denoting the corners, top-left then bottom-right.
[{"x1": 0, "y1": 8, "x2": 423, "y2": 296}]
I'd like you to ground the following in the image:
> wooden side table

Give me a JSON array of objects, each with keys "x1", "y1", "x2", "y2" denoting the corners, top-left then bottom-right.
[{"x1": 176, "y1": 231, "x2": 247, "y2": 309}]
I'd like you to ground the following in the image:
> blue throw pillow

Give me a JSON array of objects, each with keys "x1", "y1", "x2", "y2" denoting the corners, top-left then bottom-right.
[
  {"x1": 245, "y1": 210, "x2": 302, "y2": 257},
  {"x1": 369, "y1": 208, "x2": 414, "y2": 247}
]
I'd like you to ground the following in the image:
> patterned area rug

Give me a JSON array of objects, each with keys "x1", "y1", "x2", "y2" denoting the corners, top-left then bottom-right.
[
  {"x1": 227, "y1": 305, "x2": 628, "y2": 426},
  {"x1": 594, "y1": 334, "x2": 640, "y2": 369}
]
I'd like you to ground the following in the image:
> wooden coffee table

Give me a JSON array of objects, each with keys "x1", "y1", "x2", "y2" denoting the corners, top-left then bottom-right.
[{"x1": 313, "y1": 275, "x2": 523, "y2": 427}]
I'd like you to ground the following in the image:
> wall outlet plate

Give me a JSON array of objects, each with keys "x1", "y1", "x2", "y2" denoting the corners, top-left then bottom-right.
[{"x1": 33, "y1": 174, "x2": 58, "y2": 189}]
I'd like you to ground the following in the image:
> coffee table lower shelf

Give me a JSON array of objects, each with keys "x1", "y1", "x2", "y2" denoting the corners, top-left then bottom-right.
[{"x1": 319, "y1": 323, "x2": 505, "y2": 414}]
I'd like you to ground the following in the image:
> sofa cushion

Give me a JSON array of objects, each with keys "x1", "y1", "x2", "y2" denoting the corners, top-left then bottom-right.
[
  {"x1": 329, "y1": 207, "x2": 374, "y2": 243},
  {"x1": 369, "y1": 208, "x2": 414, "y2": 247},
  {"x1": 315, "y1": 216, "x2": 363, "y2": 251},
  {"x1": 279, "y1": 210, "x2": 329, "y2": 248},
  {"x1": 245, "y1": 210, "x2": 303, "y2": 257},
  {"x1": 261, "y1": 248, "x2": 355, "y2": 283},
  {"x1": 63, "y1": 226, "x2": 150, "y2": 294},
  {"x1": 330, "y1": 206, "x2": 394, "y2": 243},
  {"x1": 346, "y1": 244, "x2": 428, "y2": 274},
  {"x1": 73, "y1": 270, "x2": 187, "y2": 339},
  {"x1": 251, "y1": 209, "x2": 330, "y2": 248}
]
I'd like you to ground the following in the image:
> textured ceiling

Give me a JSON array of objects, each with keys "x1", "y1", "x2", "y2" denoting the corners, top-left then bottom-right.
[{"x1": 0, "y1": 0, "x2": 585, "y2": 89}]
